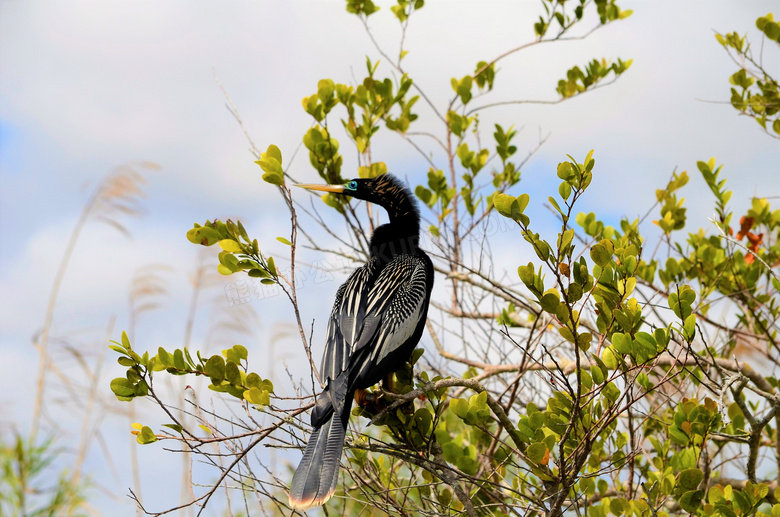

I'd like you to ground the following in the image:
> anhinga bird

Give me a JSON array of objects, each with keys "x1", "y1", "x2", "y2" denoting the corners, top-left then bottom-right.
[{"x1": 289, "y1": 173, "x2": 434, "y2": 510}]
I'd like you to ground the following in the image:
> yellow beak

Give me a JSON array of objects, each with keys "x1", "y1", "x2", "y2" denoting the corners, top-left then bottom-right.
[{"x1": 295, "y1": 183, "x2": 345, "y2": 194}]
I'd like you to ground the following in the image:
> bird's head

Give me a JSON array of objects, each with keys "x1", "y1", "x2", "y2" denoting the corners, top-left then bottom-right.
[{"x1": 297, "y1": 174, "x2": 418, "y2": 223}]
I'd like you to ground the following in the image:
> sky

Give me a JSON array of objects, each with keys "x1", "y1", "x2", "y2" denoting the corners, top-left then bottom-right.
[{"x1": 1, "y1": 1, "x2": 779, "y2": 515}]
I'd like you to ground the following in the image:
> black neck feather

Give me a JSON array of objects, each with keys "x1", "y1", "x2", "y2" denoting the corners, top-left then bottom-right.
[{"x1": 362, "y1": 175, "x2": 421, "y2": 262}]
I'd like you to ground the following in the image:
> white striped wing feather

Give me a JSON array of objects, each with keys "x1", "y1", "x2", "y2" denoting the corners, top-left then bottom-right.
[{"x1": 319, "y1": 255, "x2": 429, "y2": 384}]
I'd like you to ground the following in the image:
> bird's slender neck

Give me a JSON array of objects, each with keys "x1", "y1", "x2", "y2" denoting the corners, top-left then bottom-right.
[
  {"x1": 368, "y1": 203, "x2": 421, "y2": 264},
  {"x1": 369, "y1": 224, "x2": 419, "y2": 264}
]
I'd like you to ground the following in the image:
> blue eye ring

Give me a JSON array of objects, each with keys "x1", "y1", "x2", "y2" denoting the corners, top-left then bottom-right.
[{"x1": 347, "y1": 180, "x2": 358, "y2": 190}]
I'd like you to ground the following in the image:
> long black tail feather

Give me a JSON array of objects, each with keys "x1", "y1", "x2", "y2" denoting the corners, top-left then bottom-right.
[{"x1": 289, "y1": 396, "x2": 353, "y2": 509}]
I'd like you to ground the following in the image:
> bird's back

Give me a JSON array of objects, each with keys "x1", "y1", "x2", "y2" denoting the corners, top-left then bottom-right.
[{"x1": 314, "y1": 251, "x2": 432, "y2": 419}]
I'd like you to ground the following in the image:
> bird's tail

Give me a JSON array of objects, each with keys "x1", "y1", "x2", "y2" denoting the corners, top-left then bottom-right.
[{"x1": 288, "y1": 400, "x2": 352, "y2": 510}]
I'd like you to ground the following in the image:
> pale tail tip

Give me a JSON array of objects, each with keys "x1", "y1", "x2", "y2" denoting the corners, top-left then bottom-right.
[{"x1": 288, "y1": 489, "x2": 336, "y2": 511}]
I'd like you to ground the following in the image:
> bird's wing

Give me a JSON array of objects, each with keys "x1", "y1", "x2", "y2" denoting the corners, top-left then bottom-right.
[
  {"x1": 353, "y1": 255, "x2": 431, "y2": 377},
  {"x1": 320, "y1": 263, "x2": 376, "y2": 382},
  {"x1": 320, "y1": 255, "x2": 430, "y2": 383}
]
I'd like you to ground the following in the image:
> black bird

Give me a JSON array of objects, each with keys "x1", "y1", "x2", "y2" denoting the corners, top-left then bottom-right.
[{"x1": 289, "y1": 173, "x2": 434, "y2": 510}]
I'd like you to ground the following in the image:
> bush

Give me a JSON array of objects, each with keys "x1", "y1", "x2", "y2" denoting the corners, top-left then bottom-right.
[{"x1": 109, "y1": 2, "x2": 780, "y2": 516}]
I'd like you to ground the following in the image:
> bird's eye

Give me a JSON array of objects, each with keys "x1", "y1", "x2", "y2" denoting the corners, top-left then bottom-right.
[{"x1": 347, "y1": 180, "x2": 358, "y2": 190}]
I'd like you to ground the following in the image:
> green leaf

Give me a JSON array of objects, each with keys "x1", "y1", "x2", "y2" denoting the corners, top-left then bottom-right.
[
  {"x1": 109, "y1": 344, "x2": 130, "y2": 356},
  {"x1": 634, "y1": 332, "x2": 656, "y2": 353},
  {"x1": 603, "y1": 381, "x2": 621, "y2": 403},
  {"x1": 558, "y1": 181, "x2": 572, "y2": 200},
  {"x1": 110, "y1": 378, "x2": 136, "y2": 400},
  {"x1": 121, "y1": 330, "x2": 131, "y2": 349},
  {"x1": 493, "y1": 193, "x2": 519, "y2": 220},
  {"x1": 450, "y1": 398, "x2": 468, "y2": 419},
  {"x1": 517, "y1": 262, "x2": 535, "y2": 286},
  {"x1": 437, "y1": 488, "x2": 452, "y2": 507},
  {"x1": 218, "y1": 239, "x2": 242, "y2": 252},
  {"x1": 679, "y1": 468, "x2": 703, "y2": 490},
  {"x1": 276, "y1": 236, "x2": 292, "y2": 246},
  {"x1": 683, "y1": 314, "x2": 696, "y2": 341},
  {"x1": 148, "y1": 356, "x2": 166, "y2": 372},
  {"x1": 412, "y1": 408, "x2": 433, "y2": 434},
  {"x1": 246, "y1": 372, "x2": 261, "y2": 388},
  {"x1": 474, "y1": 61, "x2": 495, "y2": 90},
  {"x1": 233, "y1": 344, "x2": 248, "y2": 361},
  {"x1": 157, "y1": 347, "x2": 172, "y2": 367},
  {"x1": 265, "y1": 144, "x2": 282, "y2": 163},
  {"x1": 255, "y1": 144, "x2": 285, "y2": 185},
  {"x1": 516, "y1": 193, "x2": 530, "y2": 213},
  {"x1": 557, "y1": 161, "x2": 574, "y2": 180},
  {"x1": 244, "y1": 387, "x2": 270, "y2": 406},
  {"x1": 526, "y1": 442, "x2": 549, "y2": 465},
  {"x1": 260, "y1": 378, "x2": 274, "y2": 393},
  {"x1": 469, "y1": 390, "x2": 488, "y2": 411},
  {"x1": 134, "y1": 379, "x2": 149, "y2": 397},
  {"x1": 117, "y1": 356, "x2": 135, "y2": 367},
  {"x1": 224, "y1": 347, "x2": 239, "y2": 364},
  {"x1": 540, "y1": 292, "x2": 560, "y2": 313},
  {"x1": 619, "y1": 277, "x2": 636, "y2": 297},
  {"x1": 609, "y1": 498, "x2": 628, "y2": 516},
  {"x1": 410, "y1": 347, "x2": 425, "y2": 365},
  {"x1": 559, "y1": 229, "x2": 574, "y2": 253},
  {"x1": 548, "y1": 196, "x2": 563, "y2": 216},
  {"x1": 442, "y1": 442, "x2": 460, "y2": 463},
  {"x1": 733, "y1": 488, "x2": 752, "y2": 512},
  {"x1": 248, "y1": 268, "x2": 270, "y2": 278},
  {"x1": 590, "y1": 240, "x2": 613, "y2": 267},
  {"x1": 579, "y1": 368, "x2": 593, "y2": 389},
  {"x1": 415, "y1": 185, "x2": 433, "y2": 206},
  {"x1": 559, "y1": 325, "x2": 575, "y2": 343},
  {"x1": 446, "y1": 110, "x2": 471, "y2": 137},
  {"x1": 612, "y1": 333, "x2": 631, "y2": 355},
  {"x1": 186, "y1": 224, "x2": 221, "y2": 246},
  {"x1": 457, "y1": 455, "x2": 478, "y2": 476},
  {"x1": 601, "y1": 347, "x2": 618, "y2": 370},
  {"x1": 679, "y1": 490, "x2": 705, "y2": 513},
  {"x1": 451, "y1": 75, "x2": 473, "y2": 104},
  {"x1": 204, "y1": 355, "x2": 226, "y2": 382},
  {"x1": 224, "y1": 361, "x2": 241, "y2": 385},
  {"x1": 218, "y1": 251, "x2": 239, "y2": 271},
  {"x1": 317, "y1": 79, "x2": 335, "y2": 101},
  {"x1": 669, "y1": 285, "x2": 696, "y2": 319},
  {"x1": 266, "y1": 256, "x2": 278, "y2": 277},
  {"x1": 137, "y1": 425, "x2": 158, "y2": 445},
  {"x1": 183, "y1": 347, "x2": 196, "y2": 367},
  {"x1": 173, "y1": 349, "x2": 187, "y2": 370},
  {"x1": 576, "y1": 332, "x2": 592, "y2": 352},
  {"x1": 527, "y1": 234, "x2": 550, "y2": 261},
  {"x1": 262, "y1": 170, "x2": 284, "y2": 186},
  {"x1": 669, "y1": 426, "x2": 690, "y2": 446},
  {"x1": 590, "y1": 364, "x2": 605, "y2": 384}
]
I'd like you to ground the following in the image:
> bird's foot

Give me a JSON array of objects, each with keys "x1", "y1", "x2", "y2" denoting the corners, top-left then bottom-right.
[{"x1": 354, "y1": 389, "x2": 389, "y2": 416}]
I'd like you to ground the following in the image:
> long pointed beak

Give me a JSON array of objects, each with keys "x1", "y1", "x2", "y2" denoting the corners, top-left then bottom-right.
[{"x1": 295, "y1": 183, "x2": 345, "y2": 194}]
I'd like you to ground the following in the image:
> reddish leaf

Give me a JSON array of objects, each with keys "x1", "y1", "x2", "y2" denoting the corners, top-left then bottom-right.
[
  {"x1": 736, "y1": 216, "x2": 754, "y2": 240},
  {"x1": 746, "y1": 232, "x2": 763, "y2": 249}
]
